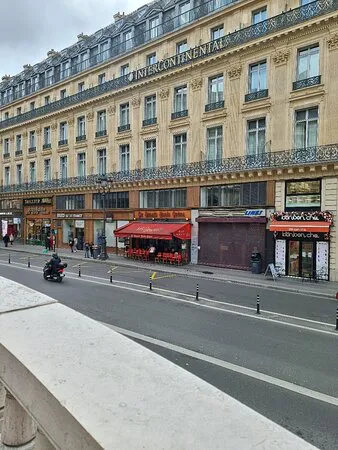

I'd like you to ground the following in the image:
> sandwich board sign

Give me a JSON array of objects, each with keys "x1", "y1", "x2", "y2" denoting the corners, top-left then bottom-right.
[{"x1": 265, "y1": 263, "x2": 278, "y2": 280}]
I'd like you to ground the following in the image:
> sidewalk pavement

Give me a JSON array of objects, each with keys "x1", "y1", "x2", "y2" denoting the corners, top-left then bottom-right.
[{"x1": 1, "y1": 243, "x2": 338, "y2": 299}]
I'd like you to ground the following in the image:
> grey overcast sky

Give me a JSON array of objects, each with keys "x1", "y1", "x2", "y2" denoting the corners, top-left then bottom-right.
[{"x1": 0, "y1": 0, "x2": 146, "y2": 78}]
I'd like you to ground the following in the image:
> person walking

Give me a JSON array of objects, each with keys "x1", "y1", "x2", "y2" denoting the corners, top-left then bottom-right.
[
  {"x1": 89, "y1": 242, "x2": 94, "y2": 258},
  {"x1": 73, "y1": 236, "x2": 78, "y2": 253},
  {"x1": 45, "y1": 235, "x2": 51, "y2": 251},
  {"x1": 9, "y1": 233, "x2": 14, "y2": 245},
  {"x1": 84, "y1": 242, "x2": 90, "y2": 258},
  {"x1": 50, "y1": 234, "x2": 54, "y2": 252},
  {"x1": 69, "y1": 237, "x2": 74, "y2": 253},
  {"x1": 3, "y1": 234, "x2": 10, "y2": 247}
]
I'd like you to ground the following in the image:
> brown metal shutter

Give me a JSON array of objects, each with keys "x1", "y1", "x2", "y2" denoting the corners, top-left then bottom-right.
[{"x1": 198, "y1": 222, "x2": 266, "y2": 270}]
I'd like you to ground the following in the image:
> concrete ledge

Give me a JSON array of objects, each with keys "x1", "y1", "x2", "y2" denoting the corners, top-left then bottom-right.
[{"x1": 0, "y1": 277, "x2": 315, "y2": 449}]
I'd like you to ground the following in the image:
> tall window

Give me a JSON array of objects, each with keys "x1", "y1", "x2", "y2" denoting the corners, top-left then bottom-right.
[
  {"x1": 140, "y1": 189, "x2": 187, "y2": 208},
  {"x1": 147, "y1": 53, "x2": 157, "y2": 66},
  {"x1": 295, "y1": 107, "x2": 318, "y2": 148},
  {"x1": 120, "y1": 103, "x2": 130, "y2": 126},
  {"x1": 44, "y1": 159, "x2": 51, "y2": 182},
  {"x1": 149, "y1": 17, "x2": 160, "y2": 39},
  {"x1": 249, "y1": 61, "x2": 267, "y2": 92},
  {"x1": 32, "y1": 75, "x2": 39, "y2": 92},
  {"x1": 44, "y1": 126, "x2": 51, "y2": 145},
  {"x1": 144, "y1": 140, "x2": 156, "y2": 168},
  {"x1": 97, "y1": 148, "x2": 107, "y2": 175},
  {"x1": 16, "y1": 134, "x2": 22, "y2": 152},
  {"x1": 97, "y1": 110, "x2": 106, "y2": 132},
  {"x1": 247, "y1": 118, "x2": 266, "y2": 155},
  {"x1": 144, "y1": 95, "x2": 156, "y2": 120},
  {"x1": 297, "y1": 45, "x2": 319, "y2": 81},
  {"x1": 176, "y1": 40, "x2": 188, "y2": 54},
  {"x1": 98, "y1": 73, "x2": 106, "y2": 85},
  {"x1": 30, "y1": 102, "x2": 35, "y2": 111},
  {"x1": 174, "y1": 86, "x2": 187, "y2": 112},
  {"x1": 29, "y1": 131, "x2": 36, "y2": 149},
  {"x1": 60, "y1": 155, "x2": 68, "y2": 180},
  {"x1": 78, "y1": 82, "x2": 85, "y2": 93},
  {"x1": 44, "y1": 96, "x2": 50, "y2": 105},
  {"x1": 61, "y1": 61, "x2": 70, "y2": 79},
  {"x1": 29, "y1": 161, "x2": 36, "y2": 183},
  {"x1": 60, "y1": 89, "x2": 67, "y2": 99},
  {"x1": 120, "y1": 144, "x2": 130, "y2": 172},
  {"x1": 179, "y1": 2, "x2": 190, "y2": 25},
  {"x1": 45, "y1": 69, "x2": 53, "y2": 86},
  {"x1": 211, "y1": 25, "x2": 224, "y2": 40},
  {"x1": 77, "y1": 116, "x2": 86, "y2": 137},
  {"x1": 77, "y1": 152, "x2": 86, "y2": 177},
  {"x1": 59, "y1": 122, "x2": 68, "y2": 143},
  {"x1": 4, "y1": 167, "x2": 10, "y2": 187},
  {"x1": 123, "y1": 30, "x2": 133, "y2": 51},
  {"x1": 3, "y1": 138, "x2": 9, "y2": 155},
  {"x1": 252, "y1": 7, "x2": 267, "y2": 24},
  {"x1": 16, "y1": 164, "x2": 23, "y2": 185},
  {"x1": 208, "y1": 75, "x2": 224, "y2": 103},
  {"x1": 121, "y1": 64, "x2": 129, "y2": 76},
  {"x1": 79, "y1": 52, "x2": 89, "y2": 70},
  {"x1": 100, "y1": 41, "x2": 110, "y2": 61},
  {"x1": 173, "y1": 133, "x2": 187, "y2": 165},
  {"x1": 207, "y1": 127, "x2": 223, "y2": 161}
]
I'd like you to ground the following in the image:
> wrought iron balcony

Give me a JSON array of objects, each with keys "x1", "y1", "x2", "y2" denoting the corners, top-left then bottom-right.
[
  {"x1": 15, "y1": 150, "x2": 22, "y2": 157},
  {"x1": 171, "y1": 110, "x2": 188, "y2": 120},
  {"x1": 43, "y1": 143, "x2": 51, "y2": 149},
  {"x1": 28, "y1": 147, "x2": 36, "y2": 153},
  {"x1": 245, "y1": 89, "x2": 269, "y2": 102},
  {"x1": 205, "y1": 101, "x2": 225, "y2": 112},
  {"x1": 118, "y1": 124, "x2": 130, "y2": 132},
  {"x1": 58, "y1": 139, "x2": 68, "y2": 146},
  {"x1": 76, "y1": 135, "x2": 87, "y2": 142},
  {"x1": 142, "y1": 117, "x2": 157, "y2": 127},
  {"x1": 3, "y1": 153, "x2": 10, "y2": 159},
  {"x1": 293, "y1": 75, "x2": 321, "y2": 91},
  {"x1": 0, "y1": 1, "x2": 334, "y2": 129},
  {"x1": 95, "y1": 130, "x2": 107, "y2": 138},
  {"x1": 2, "y1": 143, "x2": 338, "y2": 194}
]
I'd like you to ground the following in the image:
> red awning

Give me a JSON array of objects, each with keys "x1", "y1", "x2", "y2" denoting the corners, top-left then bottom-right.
[
  {"x1": 269, "y1": 220, "x2": 330, "y2": 233},
  {"x1": 114, "y1": 222, "x2": 191, "y2": 240}
]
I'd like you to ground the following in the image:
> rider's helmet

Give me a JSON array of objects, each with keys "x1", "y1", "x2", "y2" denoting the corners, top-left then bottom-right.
[{"x1": 52, "y1": 253, "x2": 58, "y2": 258}]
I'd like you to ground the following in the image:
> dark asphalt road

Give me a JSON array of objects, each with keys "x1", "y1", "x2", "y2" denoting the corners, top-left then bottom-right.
[{"x1": 0, "y1": 259, "x2": 337, "y2": 449}]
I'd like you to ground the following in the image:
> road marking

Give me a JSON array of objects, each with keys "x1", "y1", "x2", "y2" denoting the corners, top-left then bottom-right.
[
  {"x1": 0, "y1": 261, "x2": 337, "y2": 336},
  {"x1": 104, "y1": 323, "x2": 338, "y2": 408},
  {"x1": 151, "y1": 271, "x2": 156, "y2": 280},
  {"x1": 71, "y1": 262, "x2": 89, "y2": 268}
]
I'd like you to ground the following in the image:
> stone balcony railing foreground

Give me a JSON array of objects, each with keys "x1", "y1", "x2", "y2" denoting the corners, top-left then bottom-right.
[{"x1": 0, "y1": 277, "x2": 315, "y2": 449}]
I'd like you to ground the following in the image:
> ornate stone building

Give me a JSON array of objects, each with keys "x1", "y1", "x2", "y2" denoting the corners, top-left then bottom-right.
[{"x1": 1, "y1": 0, "x2": 338, "y2": 279}]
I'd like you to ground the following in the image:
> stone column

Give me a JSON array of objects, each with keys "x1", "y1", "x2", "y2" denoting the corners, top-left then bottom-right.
[
  {"x1": 1, "y1": 390, "x2": 37, "y2": 449},
  {"x1": 0, "y1": 383, "x2": 5, "y2": 434},
  {"x1": 35, "y1": 429, "x2": 55, "y2": 450}
]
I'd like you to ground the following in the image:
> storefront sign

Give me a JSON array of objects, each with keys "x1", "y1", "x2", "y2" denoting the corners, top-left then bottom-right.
[
  {"x1": 23, "y1": 197, "x2": 53, "y2": 206},
  {"x1": 75, "y1": 220, "x2": 85, "y2": 228},
  {"x1": 56, "y1": 213, "x2": 83, "y2": 219},
  {"x1": 275, "y1": 231, "x2": 329, "y2": 241},
  {"x1": 136, "y1": 210, "x2": 190, "y2": 220},
  {"x1": 0, "y1": 211, "x2": 13, "y2": 216},
  {"x1": 244, "y1": 210, "x2": 265, "y2": 217},
  {"x1": 25, "y1": 207, "x2": 49, "y2": 215},
  {"x1": 271, "y1": 211, "x2": 333, "y2": 223}
]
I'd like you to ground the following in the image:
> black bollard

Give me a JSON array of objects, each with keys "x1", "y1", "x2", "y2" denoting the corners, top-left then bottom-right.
[
  {"x1": 196, "y1": 283, "x2": 199, "y2": 301},
  {"x1": 336, "y1": 308, "x2": 338, "y2": 331},
  {"x1": 149, "y1": 276, "x2": 152, "y2": 291},
  {"x1": 8, "y1": 254, "x2": 10, "y2": 264},
  {"x1": 78, "y1": 266, "x2": 81, "y2": 277},
  {"x1": 28, "y1": 257, "x2": 31, "y2": 268},
  {"x1": 110, "y1": 274, "x2": 113, "y2": 283},
  {"x1": 256, "y1": 294, "x2": 260, "y2": 314}
]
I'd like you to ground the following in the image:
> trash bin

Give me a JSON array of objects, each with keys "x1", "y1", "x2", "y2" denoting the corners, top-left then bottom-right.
[
  {"x1": 250, "y1": 252, "x2": 262, "y2": 274},
  {"x1": 93, "y1": 245, "x2": 100, "y2": 259}
]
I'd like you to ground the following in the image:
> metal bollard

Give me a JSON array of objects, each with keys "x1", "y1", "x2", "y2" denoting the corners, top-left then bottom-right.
[
  {"x1": 196, "y1": 283, "x2": 199, "y2": 301},
  {"x1": 256, "y1": 294, "x2": 260, "y2": 314},
  {"x1": 149, "y1": 276, "x2": 152, "y2": 291},
  {"x1": 78, "y1": 266, "x2": 81, "y2": 277},
  {"x1": 8, "y1": 254, "x2": 10, "y2": 264},
  {"x1": 110, "y1": 275, "x2": 113, "y2": 283},
  {"x1": 336, "y1": 308, "x2": 338, "y2": 330},
  {"x1": 28, "y1": 257, "x2": 31, "y2": 268}
]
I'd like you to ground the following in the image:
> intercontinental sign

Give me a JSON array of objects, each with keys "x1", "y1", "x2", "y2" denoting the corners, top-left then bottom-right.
[{"x1": 131, "y1": 37, "x2": 227, "y2": 82}]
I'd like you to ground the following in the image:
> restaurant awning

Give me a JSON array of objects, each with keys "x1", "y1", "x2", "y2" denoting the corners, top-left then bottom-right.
[
  {"x1": 269, "y1": 220, "x2": 330, "y2": 233},
  {"x1": 114, "y1": 222, "x2": 191, "y2": 240}
]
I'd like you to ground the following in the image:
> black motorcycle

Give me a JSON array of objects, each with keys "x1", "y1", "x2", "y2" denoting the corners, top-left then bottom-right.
[{"x1": 43, "y1": 262, "x2": 68, "y2": 282}]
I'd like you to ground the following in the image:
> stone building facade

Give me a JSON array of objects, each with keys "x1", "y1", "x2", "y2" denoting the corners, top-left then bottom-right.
[{"x1": 1, "y1": 0, "x2": 338, "y2": 279}]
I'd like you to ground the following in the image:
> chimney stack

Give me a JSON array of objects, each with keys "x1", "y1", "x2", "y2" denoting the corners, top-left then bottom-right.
[{"x1": 77, "y1": 32, "x2": 89, "y2": 41}]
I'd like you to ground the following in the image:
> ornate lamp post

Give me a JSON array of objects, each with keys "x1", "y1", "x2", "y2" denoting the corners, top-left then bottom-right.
[{"x1": 96, "y1": 175, "x2": 110, "y2": 260}]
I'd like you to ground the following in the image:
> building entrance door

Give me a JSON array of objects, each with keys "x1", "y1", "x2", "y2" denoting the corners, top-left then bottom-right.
[{"x1": 287, "y1": 240, "x2": 314, "y2": 278}]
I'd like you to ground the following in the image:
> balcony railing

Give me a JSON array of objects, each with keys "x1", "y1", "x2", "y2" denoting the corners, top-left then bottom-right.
[
  {"x1": 58, "y1": 139, "x2": 68, "y2": 146},
  {"x1": 42, "y1": 143, "x2": 51, "y2": 149},
  {"x1": 95, "y1": 129, "x2": 107, "y2": 138},
  {"x1": 245, "y1": 89, "x2": 269, "y2": 102},
  {"x1": 118, "y1": 124, "x2": 130, "y2": 132},
  {"x1": 2, "y1": 143, "x2": 338, "y2": 193},
  {"x1": 142, "y1": 117, "x2": 157, "y2": 127},
  {"x1": 28, "y1": 147, "x2": 36, "y2": 153},
  {"x1": 205, "y1": 101, "x2": 225, "y2": 112},
  {"x1": 15, "y1": 150, "x2": 22, "y2": 157},
  {"x1": 76, "y1": 134, "x2": 87, "y2": 142},
  {"x1": 1, "y1": 1, "x2": 336, "y2": 129},
  {"x1": 3, "y1": 152, "x2": 10, "y2": 159},
  {"x1": 293, "y1": 75, "x2": 321, "y2": 91},
  {"x1": 171, "y1": 110, "x2": 188, "y2": 120}
]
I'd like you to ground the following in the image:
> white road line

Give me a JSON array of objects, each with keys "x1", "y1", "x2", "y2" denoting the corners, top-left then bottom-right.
[
  {"x1": 0, "y1": 261, "x2": 337, "y2": 337},
  {"x1": 104, "y1": 323, "x2": 338, "y2": 408}
]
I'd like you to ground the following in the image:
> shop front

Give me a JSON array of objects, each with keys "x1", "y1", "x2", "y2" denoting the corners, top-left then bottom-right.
[
  {"x1": 197, "y1": 209, "x2": 269, "y2": 270},
  {"x1": 269, "y1": 211, "x2": 332, "y2": 280},
  {"x1": 0, "y1": 198, "x2": 23, "y2": 239},
  {"x1": 55, "y1": 213, "x2": 86, "y2": 249},
  {"x1": 24, "y1": 197, "x2": 54, "y2": 245}
]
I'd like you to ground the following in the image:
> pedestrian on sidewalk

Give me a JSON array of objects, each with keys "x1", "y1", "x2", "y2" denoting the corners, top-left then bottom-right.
[
  {"x1": 69, "y1": 237, "x2": 74, "y2": 253},
  {"x1": 50, "y1": 234, "x2": 54, "y2": 252},
  {"x1": 73, "y1": 237, "x2": 78, "y2": 252},
  {"x1": 3, "y1": 234, "x2": 10, "y2": 247},
  {"x1": 9, "y1": 233, "x2": 14, "y2": 245},
  {"x1": 45, "y1": 235, "x2": 51, "y2": 251},
  {"x1": 84, "y1": 242, "x2": 90, "y2": 258},
  {"x1": 89, "y1": 242, "x2": 94, "y2": 258}
]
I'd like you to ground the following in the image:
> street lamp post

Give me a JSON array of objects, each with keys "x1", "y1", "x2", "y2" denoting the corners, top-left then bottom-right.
[{"x1": 96, "y1": 176, "x2": 110, "y2": 260}]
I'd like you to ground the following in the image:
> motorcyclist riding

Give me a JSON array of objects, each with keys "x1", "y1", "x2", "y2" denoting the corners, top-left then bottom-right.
[{"x1": 47, "y1": 253, "x2": 61, "y2": 275}]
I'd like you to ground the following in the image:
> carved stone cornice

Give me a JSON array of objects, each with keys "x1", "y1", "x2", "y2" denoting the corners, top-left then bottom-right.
[
  {"x1": 327, "y1": 33, "x2": 338, "y2": 50},
  {"x1": 227, "y1": 65, "x2": 242, "y2": 80},
  {"x1": 159, "y1": 88, "x2": 170, "y2": 100},
  {"x1": 191, "y1": 78, "x2": 203, "y2": 91},
  {"x1": 272, "y1": 49, "x2": 290, "y2": 65}
]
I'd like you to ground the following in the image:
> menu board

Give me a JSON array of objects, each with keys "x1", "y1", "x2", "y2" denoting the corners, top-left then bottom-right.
[
  {"x1": 316, "y1": 241, "x2": 329, "y2": 280},
  {"x1": 275, "y1": 239, "x2": 286, "y2": 275}
]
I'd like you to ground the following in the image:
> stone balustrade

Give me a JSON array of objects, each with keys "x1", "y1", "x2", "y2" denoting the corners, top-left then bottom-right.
[{"x1": 0, "y1": 276, "x2": 315, "y2": 449}]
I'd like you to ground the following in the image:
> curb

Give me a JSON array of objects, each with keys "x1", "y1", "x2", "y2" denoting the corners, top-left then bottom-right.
[{"x1": 1, "y1": 247, "x2": 335, "y2": 299}]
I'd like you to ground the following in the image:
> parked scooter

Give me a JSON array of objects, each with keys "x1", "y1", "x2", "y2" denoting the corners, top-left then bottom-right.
[{"x1": 43, "y1": 261, "x2": 68, "y2": 282}]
